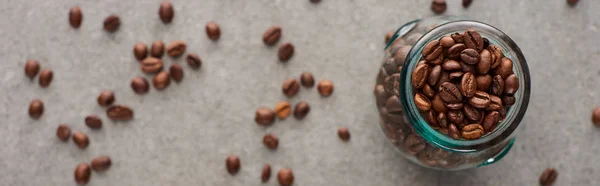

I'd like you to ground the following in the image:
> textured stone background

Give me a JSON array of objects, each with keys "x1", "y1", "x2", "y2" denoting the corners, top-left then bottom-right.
[{"x1": 1, "y1": 0, "x2": 599, "y2": 185}]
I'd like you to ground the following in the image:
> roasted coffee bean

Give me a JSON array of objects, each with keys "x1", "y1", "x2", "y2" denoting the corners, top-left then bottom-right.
[
  {"x1": 461, "y1": 49, "x2": 480, "y2": 65},
  {"x1": 167, "y1": 40, "x2": 186, "y2": 57},
  {"x1": 567, "y1": 0, "x2": 579, "y2": 6},
  {"x1": 463, "y1": 104, "x2": 481, "y2": 121},
  {"x1": 97, "y1": 91, "x2": 115, "y2": 107},
  {"x1": 460, "y1": 73, "x2": 477, "y2": 97},
  {"x1": 300, "y1": 72, "x2": 315, "y2": 87},
  {"x1": 153, "y1": 71, "x2": 170, "y2": 90},
  {"x1": 448, "y1": 124, "x2": 461, "y2": 139},
  {"x1": 425, "y1": 110, "x2": 439, "y2": 127},
  {"x1": 277, "y1": 168, "x2": 294, "y2": 186},
  {"x1": 487, "y1": 45, "x2": 503, "y2": 69},
  {"x1": 159, "y1": 1, "x2": 174, "y2": 23},
  {"x1": 503, "y1": 95, "x2": 515, "y2": 106},
  {"x1": 427, "y1": 54, "x2": 444, "y2": 65},
  {"x1": 263, "y1": 25, "x2": 282, "y2": 46},
  {"x1": 69, "y1": 6, "x2": 83, "y2": 28},
  {"x1": 431, "y1": 0, "x2": 447, "y2": 14},
  {"x1": 448, "y1": 110, "x2": 464, "y2": 124},
  {"x1": 476, "y1": 75, "x2": 492, "y2": 91},
  {"x1": 592, "y1": 107, "x2": 600, "y2": 126},
  {"x1": 428, "y1": 65, "x2": 442, "y2": 86},
  {"x1": 141, "y1": 57, "x2": 164, "y2": 73},
  {"x1": 448, "y1": 71, "x2": 464, "y2": 81},
  {"x1": 461, "y1": 124, "x2": 484, "y2": 139},
  {"x1": 491, "y1": 75, "x2": 504, "y2": 96},
  {"x1": 448, "y1": 43, "x2": 467, "y2": 59},
  {"x1": 225, "y1": 155, "x2": 241, "y2": 175},
  {"x1": 274, "y1": 101, "x2": 291, "y2": 119},
  {"x1": 431, "y1": 94, "x2": 448, "y2": 113},
  {"x1": 385, "y1": 96, "x2": 403, "y2": 113},
  {"x1": 404, "y1": 134, "x2": 426, "y2": 155},
  {"x1": 374, "y1": 85, "x2": 387, "y2": 106},
  {"x1": 169, "y1": 64, "x2": 184, "y2": 82},
  {"x1": 435, "y1": 71, "x2": 450, "y2": 89},
  {"x1": 462, "y1": 0, "x2": 473, "y2": 8},
  {"x1": 422, "y1": 40, "x2": 443, "y2": 61},
  {"x1": 74, "y1": 163, "x2": 91, "y2": 185},
  {"x1": 504, "y1": 74, "x2": 519, "y2": 95},
  {"x1": 150, "y1": 40, "x2": 165, "y2": 58},
  {"x1": 317, "y1": 79, "x2": 334, "y2": 97},
  {"x1": 282, "y1": 78, "x2": 300, "y2": 97},
  {"x1": 91, "y1": 156, "x2": 112, "y2": 172},
  {"x1": 107, "y1": 105, "x2": 134, "y2": 121},
  {"x1": 442, "y1": 60, "x2": 461, "y2": 71},
  {"x1": 384, "y1": 73, "x2": 401, "y2": 96},
  {"x1": 103, "y1": 15, "x2": 120, "y2": 32},
  {"x1": 414, "y1": 93, "x2": 432, "y2": 112},
  {"x1": 24, "y1": 60, "x2": 40, "y2": 79},
  {"x1": 133, "y1": 42, "x2": 148, "y2": 61},
  {"x1": 85, "y1": 115, "x2": 103, "y2": 129},
  {"x1": 483, "y1": 38, "x2": 490, "y2": 49},
  {"x1": 437, "y1": 112, "x2": 449, "y2": 128},
  {"x1": 469, "y1": 91, "x2": 491, "y2": 109},
  {"x1": 278, "y1": 42, "x2": 295, "y2": 62},
  {"x1": 495, "y1": 57, "x2": 514, "y2": 78},
  {"x1": 477, "y1": 49, "x2": 491, "y2": 74},
  {"x1": 422, "y1": 84, "x2": 435, "y2": 98},
  {"x1": 38, "y1": 69, "x2": 53, "y2": 87},
  {"x1": 539, "y1": 168, "x2": 558, "y2": 186},
  {"x1": 439, "y1": 82, "x2": 462, "y2": 103},
  {"x1": 440, "y1": 36, "x2": 455, "y2": 48},
  {"x1": 131, "y1": 77, "x2": 150, "y2": 94},
  {"x1": 463, "y1": 29, "x2": 484, "y2": 51},
  {"x1": 482, "y1": 111, "x2": 501, "y2": 132},
  {"x1": 382, "y1": 58, "x2": 398, "y2": 75},
  {"x1": 412, "y1": 63, "x2": 429, "y2": 89},
  {"x1": 255, "y1": 108, "x2": 275, "y2": 126},
  {"x1": 56, "y1": 124, "x2": 71, "y2": 141},
  {"x1": 487, "y1": 95, "x2": 503, "y2": 111},
  {"x1": 394, "y1": 45, "x2": 412, "y2": 64},
  {"x1": 263, "y1": 133, "x2": 279, "y2": 149},
  {"x1": 385, "y1": 31, "x2": 395, "y2": 44},
  {"x1": 338, "y1": 127, "x2": 351, "y2": 141},
  {"x1": 498, "y1": 106, "x2": 507, "y2": 120},
  {"x1": 186, "y1": 53, "x2": 202, "y2": 69},
  {"x1": 446, "y1": 102, "x2": 464, "y2": 110},
  {"x1": 205, "y1": 21, "x2": 221, "y2": 40},
  {"x1": 461, "y1": 61, "x2": 477, "y2": 74},
  {"x1": 28, "y1": 99, "x2": 44, "y2": 119},
  {"x1": 451, "y1": 33, "x2": 464, "y2": 43},
  {"x1": 293, "y1": 101, "x2": 310, "y2": 119},
  {"x1": 72, "y1": 131, "x2": 89, "y2": 149},
  {"x1": 261, "y1": 164, "x2": 272, "y2": 182}
]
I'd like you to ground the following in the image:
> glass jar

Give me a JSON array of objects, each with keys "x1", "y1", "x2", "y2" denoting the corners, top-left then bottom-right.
[{"x1": 374, "y1": 16, "x2": 530, "y2": 170}]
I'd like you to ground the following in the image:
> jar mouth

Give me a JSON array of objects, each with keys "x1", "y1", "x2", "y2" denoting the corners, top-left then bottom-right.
[{"x1": 399, "y1": 20, "x2": 531, "y2": 152}]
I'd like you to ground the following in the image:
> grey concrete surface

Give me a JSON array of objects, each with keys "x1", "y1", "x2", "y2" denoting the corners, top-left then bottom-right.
[{"x1": 1, "y1": 0, "x2": 599, "y2": 185}]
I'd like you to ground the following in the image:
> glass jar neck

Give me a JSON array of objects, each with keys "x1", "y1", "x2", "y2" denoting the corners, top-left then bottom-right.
[{"x1": 398, "y1": 20, "x2": 531, "y2": 152}]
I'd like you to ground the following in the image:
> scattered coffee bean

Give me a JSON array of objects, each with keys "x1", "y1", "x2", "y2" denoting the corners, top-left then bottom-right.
[
  {"x1": 56, "y1": 124, "x2": 71, "y2": 141},
  {"x1": 277, "y1": 168, "x2": 294, "y2": 186},
  {"x1": 439, "y1": 82, "x2": 462, "y2": 103},
  {"x1": 24, "y1": 60, "x2": 40, "y2": 79},
  {"x1": 504, "y1": 74, "x2": 519, "y2": 95},
  {"x1": 338, "y1": 127, "x2": 351, "y2": 141},
  {"x1": 448, "y1": 43, "x2": 467, "y2": 59},
  {"x1": 131, "y1": 77, "x2": 150, "y2": 94},
  {"x1": 567, "y1": 0, "x2": 579, "y2": 6},
  {"x1": 226, "y1": 155, "x2": 241, "y2": 175},
  {"x1": 451, "y1": 33, "x2": 464, "y2": 43},
  {"x1": 69, "y1": 6, "x2": 83, "y2": 28},
  {"x1": 463, "y1": 29, "x2": 484, "y2": 51},
  {"x1": 412, "y1": 63, "x2": 429, "y2": 89},
  {"x1": 300, "y1": 72, "x2": 315, "y2": 87},
  {"x1": 263, "y1": 25, "x2": 282, "y2": 46},
  {"x1": 74, "y1": 163, "x2": 91, "y2": 185},
  {"x1": 150, "y1": 40, "x2": 165, "y2": 58},
  {"x1": 462, "y1": 0, "x2": 473, "y2": 8},
  {"x1": 422, "y1": 40, "x2": 442, "y2": 61},
  {"x1": 38, "y1": 68, "x2": 53, "y2": 88},
  {"x1": 385, "y1": 31, "x2": 395, "y2": 44},
  {"x1": 261, "y1": 164, "x2": 271, "y2": 182},
  {"x1": 166, "y1": 40, "x2": 186, "y2": 57},
  {"x1": 539, "y1": 168, "x2": 558, "y2": 186},
  {"x1": 431, "y1": 0, "x2": 447, "y2": 14},
  {"x1": 97, "y1": 90, "x2": 115, "y2": 107},
  {"x1": 476, "y1": 75, "x2": 492, "y2": 91},
  {"x1": 486, "y1": 95, "x2": 503, "y2": 111},
  {"x1": 502, "y1": 95, "x2": 515, "y2": 106},
  {"x1": 592, "y1": 107, "x2": 600, "y2": 126},
  {"x1": 491, "y1": 75, "x2": 504, "y2": 96},
  {"x1": 460, "y1": 72, "x2": 477, "y2": 97},
  {"x1": 274, "y1": 101, "x2": 291, "y2": 119},
  {"x1": 106, "y1": 105, "x2": 134, "y2": 121},
  {"x1": 85, "y1": 115, "x2": 103, "y2": 129},
  {"x1": 103, "y1": 15, "x2": 120, "y2": 32},
  {"x1": 460, "y1": 49, "x2": 480, "y2": 65},
  {"x1": 282, "y1": 78, "x2": 300, "y2": 97},
  {"x1": 278, "y1": 42, "x2": 295, "y2": 62},
  {"x1": 293, "y1": 101, "x2": 310, "y2": 119},
  {"x1": 255, "y1": 108, "x2": 276, "y2": 126},
  {"x1": 169, "y1": 64, "x2": 184, "y2": 83},
  {"x1": 414, "y1": 93, "x2": 432, "y2": 111},
  {"x1": 186, "y1": 53, "x2": 202, "y2": 69},
  {"x1": 469, "y1": 91, "x2": 491, "y2": 109},
  {"x1": 494, "y1": 57, "x2": 513, "y2": 78},
  {"x1": 205, "y1": 21, "x2": 221, "y2": 40},
  {"x1": 28, "y1": 99, "x2": 44, "y2": 119},
  {"x1": 141, "y1": 57, "x2": 164, "y2": 73},
  {"x1": 317, "y1": 79, "x2": 334, "y2": 97},
  {"x1": 91, "y1": 156, "x2": 111, "y2": 172},
  {"x1": 152, "y1": 71, "x2": 170, "y2": 90},
  {"x1": 448, "y1": 124, "x2": 461, "y2": 139},
  {"x1": 158, "y1": 1, "x2": 174, "y2": 23},
  {"x1": 72, "y1": 131, "x2": 90, "y2": 149},
  {"x1": 482, "y1": 111, "x2": 501, "y2": 132},
  {"x1": 461, "y1": 124, "x2": 484, "y2": 140},
  {"x1": 133, "y1": 42, "x2": 148, "y2": 61},
  {"x1": 263, "y1": 133, "x2": 279, "y2": 149}
]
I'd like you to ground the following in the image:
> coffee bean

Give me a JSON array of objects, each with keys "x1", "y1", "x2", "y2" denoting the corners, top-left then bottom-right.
[
  {"x1": 91, "y1": 156, "x2": 111, "y2": 172},
  {"x1": 486, "y1": 45, "x2": 502, "y2": 68},
  {"x1": 422, "y1": 40, "x2": 443, "y2": 61},
  {"x1": 451, "y1": 33, "x2": 464, "y2": 43},
  {"x1": 483, "y1": 38, "x2": 490, "y2": 49},
  {"x1": 300, "y1": 72, "x2": 315, "y2": 87},
  {"x1": 263, "y1": 26, "x2": 282, "y2": 46},
  {"x1": 255, "y1": 108, "x2": 276, "y2": 126},
  {"x1": 382, "y1": 58, "x2": 398, "y2": 75},
  {"x1": 448, "y1": 71, "x2": 464, "y2": 81},
  {"x1": 448, "y1": 43, "x2": 466, "y2": 59},
  {"x1": 72, "y1": 131, "x2": 89, "y2": 149},
  {"x1": 393, "y1": 45, "x2": 412, "y2": 64},
  {"x1": 482, "y1": 111, "x2": 501, "y2": 132},
  {"x1": 278, "y1": 42, "x2": 295, "y2": 62},
  {"x1": 152, "y1": 71, "x2": 170, "y2": 90},
  {"x1": 491, "y1": 75, "x2": 504, "y2": 96},
  {"x1": 440, "y1": 36, "x2": 455, "y2": 48},
  {"x1": 225, "y1": 155, "x2": 241, "y2": 175},
  {"x1": 460, "y1": 73, "x2": 477, "y2": 97},
  {"x1": 448, "y1": 124, "x2": 461, "y2": 139},
  {"x1": 338, "y1": 127, "x2": 351, "y2": 141},
  {"x1": 462, "y1": 0, "x2": 473, "y2": 8},
  {"x1": 592, "y1": 107, "x2": 600, "y2": 126},
  {"x1": 446, "y1": 102, "x2": 464, "y2": 110},
  {"x1": 166, "y1": 40, "x2": 186, "y2": 57},
  {"x1": 442, "y1": 60, "x2": 461, "y2": 71},
  {"x1": 432, "y1": 94, "x2": 448, "y2": 113},
  {"x1": 293, "y1": 101, "x2": 310, "y2": 119},
  {"x1": 463, "y1": 104, "x2": 481, "y2": 121},
  {"x1": 385, "y1": 73, "x2": 401, "y2": 96},
  {"x1": 385, "y1": 31, "x2": 395, "y2": 44},
  {"x1": 261, "y1": 164, "x2": 272, "y2": 182},
  {"x1": 461, "y1": 49, "x2": 480, "y2": 65},
  {"x1": 133, "y1": 42, "x2": 148, "y2": 61},
  {"x1": 448, "y1": 110, "x2": 464, "y2": 124},
  {"x1": 277, "y1": 168, "x2": 294, "y2": 186},
  {"x1": 414, "y1": 93, "x2": 431, "y2": 112},
  {"x1": 74, "y1": 163, "x2": 91, "y2": 185},
  {"x1": 422, "y1": 84, "x2": 435, "y2": 98},
  {"x1": 38, "y1": 68, "x2": 53, "y2": 88},
  {"x1": 437, "y1": 112, "x2": 449, "y2": 128},
  {"x1": 426, "y1": 110, "x2": 438, "y2": 127},
  {"x1": 141, "y1": 57, "x2": 164, "y2": 73},
  {"x1": 476, "y1": 74, "x2": 492, "y2": 91},
  {"x1": 282, "y1": 78, "x2": 300, "y2": 97},
  {"x1": 185, "y1": 53, "x2": 202, "y2": 69},
  {"x1": 463, "y1": 29, "x2": 484, "y2": 51},
  {"x1": 435, "y1": 71, "x2": 450, "y2": 89},
  {"x1": 477, "y1": 49, "x2": 491, "y2": 74},
  {"x1": 412, "y1": 63, "x2": 429, "y2": 89},
  {"x1": 431, "y1": 0, "x2": 447, "y2": 14},
  {"x1": 427, "y1": 55, "x2": 444, "y2": 66},
  {"x1": 439, "y1": 82, "x2": 462, "y2": 103},
  {"x1": 85, "y1": 115, "x2": 103, "y2": 129},
  {"x1": 404, "y1": 134, "x2": 426, "y2": 154},
  {"x1": 205, "y1": 21, "x2": 221, "y2": 40},
  {"x1": 131, "y1": 77, "x2": 150, "y2": 94},
  {"x1": 274, "y1": 101, "x2": 291, "y2": 119},
  {"x1": 487, "y1": 95, "x2": 503, "y2": 111},
  {"x1": 498, "y1": 106, "x2": 507, "y2": 121},
  {"x1": 263, "y1": 133, "x2": 279, "y2": 149},
  {"x1": 426, "y1": 65, "x2": 441, "y2": 86},
  {"x1": 539, "y1": 168, "x2": 558, "y2": 186},
  {"x1": 103, "y1": 15, "x2": 120, "y2": 32},
  {"x1": 28, "y1": 99, "x2": 44, "y2": 119},
  {"x1": 469, "y1": 91, "x2": 491, "y2": 109},
  {"x1": 374, "y1": 85, "x2": 387, "y2": 106},
  {"x1": 159, "y1": 1, "x2": 174, "y2": 23},
  {"x1": 504, "y1": 74, "x2": 519, "y2": 95},
  {"x1": 69, "y1": 6, "x2": 83, "y2": 28},
  {"x1": 97, "y1": 90, "x2": 115, "y2": 107},
  {"x1": 317, "y1": 79, "x2": 334, "y2": 97},
  {"x1": 150, "y1": 40, "x2": 165, "y2": 58},
  {"x1": 56, "y1": 124, "x2": 71, "y2": 141},
  {"x1": 106, "y1": 105, "x2": 134, "y2": 121},
  {"x1": 461, "y1": 124, "x2": 484, "y2": 140},
  {"x1": 169, "y1": 64, "x2": 184, "y2": 82},
  {"x1": 494, "y1": 57, "x2": 513, "y2": 78},
  {"x1": 502, "y1": 95, "x2": 516, "y2": 106},
  {"x1": 24, "y1": 60, "x2": 40, "y2": 79},
  {"x1": 567, "y1": 0, "x2": 579, "y2": 6}
]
